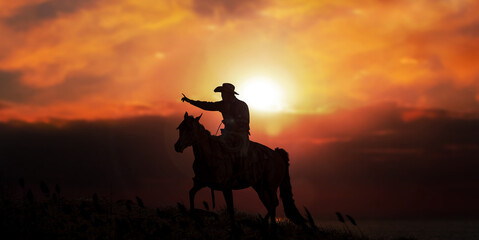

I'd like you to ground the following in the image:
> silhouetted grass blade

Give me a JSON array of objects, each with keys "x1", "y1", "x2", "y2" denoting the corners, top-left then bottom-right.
[
  {"x1": 346, "y1": 214, "x2": 365, "y2": 237},
  {"x1": 336, "y1": 211, "x2": 353, "y2": 235},
  {"x1": 55, "y1": 184, "x2": 61, "y2": 194},
  {"x1": 336, "y1": 212, "x2": 345, "y2": 223},
  {"x1": 346, "y1": 214, "x2": 357, "y2": 226},
  {"x1": 26, "y1": 189, "x2": 34, "y2": 204},
  {"x1": 93, "y1": 193, "x2": 99, "y2": 204},
  {"x1": 156, "y1": 208, "x2": 162, "y2": 218},
  {"x1": 40, "y1": 181, "x2": 50, "y2": 197},
  {"x1": 125, "y1": 200, "x2": 132, "y2": 212},
  {"x1": 136, "y1": 196, "x2": 144, "y2": 208},
  {"x1": 304, "y1": 206, "x2": 318, "y2": 231},
  {"x1": 177, "y1": 202, "x2": 187, "y2": 214},
  {"x1": 0, "y1": 189, "x2": 419, "y2": 239},
  {"x1": 93, "y1": 193, "x2": 101, "y2": 211}
]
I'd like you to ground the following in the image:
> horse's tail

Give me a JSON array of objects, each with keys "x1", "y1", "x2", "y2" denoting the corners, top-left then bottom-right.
[{"x1": 276, "y1": 148, "x2": 307, "y2": 227}]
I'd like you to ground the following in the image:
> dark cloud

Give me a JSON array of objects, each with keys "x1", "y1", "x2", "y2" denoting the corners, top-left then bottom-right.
[
  {"x1": 423, "y1": 83, "x2": 479, "y2": 111},
  {"x1": 0, "y1": 102, "x2": 9, "y2": 110},
  {"x1": 0, "y1": 116, "x2": 192, "y2": 205},
  {"x1": 460, "y1": 21, "x2": 479, "y2": 38},
  {"x1": 0, "y1": 70, "x2": 110, "y2": 105},
  {"x1": 0, "y1": 71, "x2": 36, "y2": 103},
  {"x1": 34, "y1": 73, "x2": 111, "y2": 104},
  {"x1": 1, "y1": 105, "x2": 479, "y2": 218},
  {"x1": 192, "y1": 0, "x2": 268, "y2": 19},
  {"x1": 289, "y1": 105, "x2": 479, "y2": 218},
  {"x1": 425, "y1": 55, "x2": 445, "y2": 71},
  {"x1": 127, "y1": 104, "x2": 153, "y2": 112},
  {"x1": 4, "y1": 0, "x2": 96, "y2": 30},
  {"x1": 355, "y1": 75, "x2": 479, "y2": 112}
]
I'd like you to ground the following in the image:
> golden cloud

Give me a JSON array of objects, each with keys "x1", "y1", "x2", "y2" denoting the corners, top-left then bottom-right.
[{"x1": 0, "y1": 0, "x2": 478, "y2": 121}]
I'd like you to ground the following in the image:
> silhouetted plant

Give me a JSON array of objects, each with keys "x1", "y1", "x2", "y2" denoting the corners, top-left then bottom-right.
[
  {"x1": 93, "y1": 193, "x2": 101, "y2": 212},
  {"x1": 62, "y1": 204, "x2": 73, "y2": 215},
  {"x1": 136, "y1": 196, "x2": 145, "y2": 217},
  {"x1": 115, "y1": 218, "x2": 131, "y2": 236},
  {"x1": 177, "y1": 202, "x2": 187, "y2": 214},
  {"x1": 80, "y1": 202, "x2": 91, "y2": 219},
  {"x1": 156, "y1": 208, "x2": 162, "y2": 218},
  {"x1": 93, "y1": 193, "x2": 99, "y2": 203},
  {"x1": 256, "y1": 213, "x2": 263, "y2": 223},
  {"x1": 336, "y1": 211, "x2": 352, "y2": 235},
  {"x1": 125, "y1": 200, "x2": 132, "y2": 212},
  {"x1": 79, "y1": 224, "x2": 88, "y2": 232},
  {"x1": 203, "y1": 201, "x2": 209, "y2": 211},
  {"x1": 55, "y1": 184, "x2": 61, "y2": 194},
  {"x1": 26, "y1": 189, "x2": 34, "y2": 204},
  {"x1": 0, "y1": 193, "x2": 419, "y2": 240},
  {"x1": 346, "y1": 214, "x2": 365, "y2": 237},
  {"x1": 40, "y1": 181, "x2": 50, "y2": 197},
  {"x1": 93, "y1": 217, "x2": 104, "y2": 228},
  {"x1": 336, "y1": 212, "x2": 345, "y2": 223},
  {"x1": 304, "y1": 206, "x2": 318, "y2": 231},
  {"x1": 136, "y1": 196, "x2": 144, "y2": 208},
  {"x1": 346, "y1": 214, "x2": 356, "y2": 225}
]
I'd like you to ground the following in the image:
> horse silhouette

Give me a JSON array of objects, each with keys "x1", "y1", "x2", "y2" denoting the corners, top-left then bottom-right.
[{"x1": 174, "y1": 112, "x2": 306, "y2": 232}]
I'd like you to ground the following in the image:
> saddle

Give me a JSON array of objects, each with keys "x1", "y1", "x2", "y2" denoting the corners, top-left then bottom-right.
[
  {"x1": 208, "y1": 137, "x2": 272, "y2": 186},
  {"x1": 218, "y1": 130, "x2": 250, "y2": 158}
]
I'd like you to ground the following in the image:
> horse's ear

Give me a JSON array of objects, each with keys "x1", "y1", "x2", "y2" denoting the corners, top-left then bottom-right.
[
  {"x1": 195, "y1": 113, "x2": 203, "y2": 121},
  {"x1": 184, "y1": 112, "x2": 188, "y2": 119}
]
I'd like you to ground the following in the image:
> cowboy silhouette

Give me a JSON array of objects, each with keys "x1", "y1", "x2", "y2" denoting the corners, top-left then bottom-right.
[{"x1": 181, "y1": 83, "x2": 250, "y2": 156}]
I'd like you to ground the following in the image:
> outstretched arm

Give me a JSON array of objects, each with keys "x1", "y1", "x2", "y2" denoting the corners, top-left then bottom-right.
[{"x1": 181, "y1": 93, "x2": 221, "y2": 111}]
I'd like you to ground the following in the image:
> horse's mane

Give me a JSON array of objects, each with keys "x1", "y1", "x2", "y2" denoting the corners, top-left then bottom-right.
[
  {"x1": 198, "y1": 122, "x2": 211, "y2": 136},
  {"x1": 186, "y1": 116, "x2": 211, "y2": 136}
]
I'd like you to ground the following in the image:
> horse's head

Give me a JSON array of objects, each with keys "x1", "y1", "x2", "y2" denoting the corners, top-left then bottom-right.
[{"x1": 174, "y1": 112, "x2": 203, "y2": 153}]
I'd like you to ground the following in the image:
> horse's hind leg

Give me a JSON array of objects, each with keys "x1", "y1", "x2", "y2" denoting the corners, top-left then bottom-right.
[
  {"x1": 262, "y1": 189, "x2": 279, "y2": 240},
  {"x1": 268, "y1": 189, "x2": 279, "y2": 234},
  {"x1": 254, "y1": 185, "x2": 279, "y2": 238},
  {"x1": 189, "y1": 181, "x2": 204, "y2": 210},
  {"x1": 223, "y1": 190, "x2": 240, "y2": 238}
]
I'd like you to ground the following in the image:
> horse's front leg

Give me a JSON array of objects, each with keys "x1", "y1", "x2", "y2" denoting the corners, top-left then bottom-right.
[
  {"x1": 222, "y1": 189, "x2": 236, "y2": 229},
  {"x1": 189, "y1": 181, "x2": 204, "y2": 210}
]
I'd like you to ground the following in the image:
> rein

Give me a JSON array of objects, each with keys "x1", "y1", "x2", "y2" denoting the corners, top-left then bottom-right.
[{"x1": 215, "y1": 121, "x2": 223, "y2": 136}]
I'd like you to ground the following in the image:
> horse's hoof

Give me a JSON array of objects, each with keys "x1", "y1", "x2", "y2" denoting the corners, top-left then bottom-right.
[{"x1": 230, "y1": 226, "x2": 243, "y2": 239}]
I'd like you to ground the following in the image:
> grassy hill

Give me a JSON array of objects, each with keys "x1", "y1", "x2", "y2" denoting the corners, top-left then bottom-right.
[
  {"x1": 0, "y1": 191, "x2": 417, "y2": 240},
  {"x1": 0, "y1": 179, "x2": 417, "y2": 239}
]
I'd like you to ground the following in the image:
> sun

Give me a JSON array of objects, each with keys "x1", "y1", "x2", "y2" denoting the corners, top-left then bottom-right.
[{"x1": 238, "y1": 76, "x2": 284, "y2": 112}]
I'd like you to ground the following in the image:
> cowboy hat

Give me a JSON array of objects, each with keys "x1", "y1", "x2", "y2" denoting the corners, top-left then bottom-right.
[{"x1": 214, "y1": 83, "x2": 238, "y2": 95}]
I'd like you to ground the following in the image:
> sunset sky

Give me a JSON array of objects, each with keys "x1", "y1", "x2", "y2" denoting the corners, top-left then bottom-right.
[
  {"x1": 2, "y1": 0, "x2": 479, "y2": 121},
  {"x1": 1, "y1": 0, "x2": 479, "y2": 218}
]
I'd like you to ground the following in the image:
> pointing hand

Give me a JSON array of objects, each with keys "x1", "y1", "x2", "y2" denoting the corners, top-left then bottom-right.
[{"x1": 181, "y1": 93, "x2": 190, "y2": 103}]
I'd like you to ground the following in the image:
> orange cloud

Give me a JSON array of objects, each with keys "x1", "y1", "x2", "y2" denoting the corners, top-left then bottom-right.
[
  {"x1": 1, "y1": 0, "x2": 479, "y2": 122},
  {"x1": 401, "y1": 109, "x2": 446, "y2": 122}
]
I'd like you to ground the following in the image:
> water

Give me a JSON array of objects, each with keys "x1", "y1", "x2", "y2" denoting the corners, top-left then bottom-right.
[{"x1": 319, "y1": 219, "x2": 479, "y2": 240}]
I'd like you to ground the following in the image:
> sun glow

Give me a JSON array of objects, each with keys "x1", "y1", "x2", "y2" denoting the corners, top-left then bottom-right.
[{"x1": 238, "y1": 76, "x2": 284, "y2": 112}]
